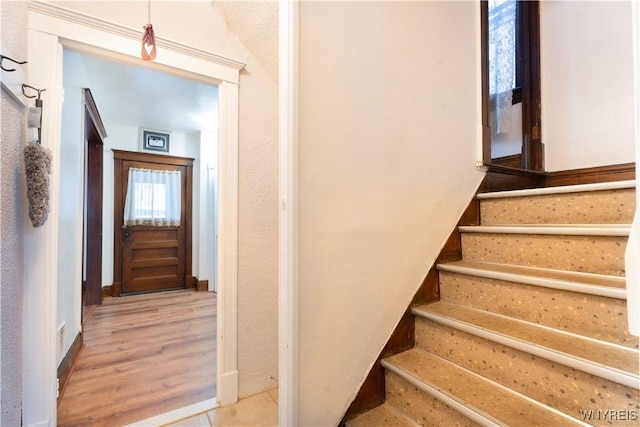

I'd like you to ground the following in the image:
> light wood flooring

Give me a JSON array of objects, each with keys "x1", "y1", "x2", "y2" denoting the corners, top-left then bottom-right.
[{"x1": 57, "y1": 289, "x2": 216, "y2": 427}]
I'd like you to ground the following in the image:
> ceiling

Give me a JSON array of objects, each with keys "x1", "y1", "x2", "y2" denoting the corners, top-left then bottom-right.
[{"x1": 79, "y1": 52, "x2": 218, "y2": 134}]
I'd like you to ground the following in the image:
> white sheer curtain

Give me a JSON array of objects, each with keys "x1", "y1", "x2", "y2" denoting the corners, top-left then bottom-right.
[
  {"x1": 488, "y1": 0, "x2": 517, "y2": 135},
  {"x1": 124, "y1": 168, "x2": 181, "y2": 227}
]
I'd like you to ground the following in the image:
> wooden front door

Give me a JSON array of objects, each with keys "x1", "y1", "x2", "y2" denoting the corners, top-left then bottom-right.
[{"x1": 113, "y1": 150, "x2": 194, "y2": 296}]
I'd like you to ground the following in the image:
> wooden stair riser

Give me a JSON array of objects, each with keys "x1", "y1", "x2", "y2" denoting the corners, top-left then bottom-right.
[
  {"x1": 414, "y1": 317, "x2": 640, "y2": 422},
  {"x1": 479, "y1": 189, "x2": 636, "y2": 225},
  {"x1": 439, "y1": 271, "x2": 638, "y2": 349},
  {"x1": 461, "y1": 233, "x2": 627, "y2": 276},
  {"x1": 384, "y1": 372, "x2": 480, "y2": 427}
]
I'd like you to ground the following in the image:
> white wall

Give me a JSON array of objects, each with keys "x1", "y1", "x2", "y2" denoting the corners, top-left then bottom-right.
[
  {"x1": 58, "y1": 49, "x2": 92, "y2": 365},
  {"x1": 625, "y1": 0, "x2": 640, "y2": 337},
  {"x1": 491, "y1": 103, "x2": 523, "y2": 158},
  {"x1": 0, "y1": 2, "x2": 27, "y2": 424},
  {"x1": 541, "y1": 0, "x2": 636, "y2": 171},
  {"x1": 297, "y1": 2, "x2": 484, "y2": 425},
  {"x1": 55, "y1": 1, "x2": 280, "y2": 398},
  {"x1": 196, "y1": 130, "x2": 218, "y2": 290}
]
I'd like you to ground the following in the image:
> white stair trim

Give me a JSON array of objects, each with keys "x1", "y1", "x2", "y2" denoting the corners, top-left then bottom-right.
[
  {"x1": 478, "y1": 180, "x2": 636, "y2": 200},
  {"x1": 458, "y1": 224, "x2": 631, "y2": 237},
  {"x1": 381, "y1": 359, "x2": 504, "y2": 427},
  {"x1": 412, "y1": 305, "x2": 640, "y2": 389},
  {"x1": 422, "y1": 352, "x2": 591, "y2": 427},
  {"x1": 437, "y1": 262, "x2": 627, "y2": 300},
  {"x1": 392, "y1": 350, "x2": 590, "y2": 427}
]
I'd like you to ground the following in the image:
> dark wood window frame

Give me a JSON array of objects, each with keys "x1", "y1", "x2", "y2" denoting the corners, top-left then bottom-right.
[{"x1": 481, "y1": 0, "x2": 543, "y2": 172}]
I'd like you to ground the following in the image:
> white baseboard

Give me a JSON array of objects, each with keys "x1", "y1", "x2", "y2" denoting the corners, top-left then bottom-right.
[
  {"x1": 218, "y1": 370, "x2": 239, "y2": 406},
  {"x1": 125, "y1": 398, "x2": 218, "y2": 427}
]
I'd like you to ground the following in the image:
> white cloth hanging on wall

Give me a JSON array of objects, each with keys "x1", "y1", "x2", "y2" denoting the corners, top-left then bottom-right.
[{"x1": 124, "y1": 167, "x2": 181, "y2": 226}]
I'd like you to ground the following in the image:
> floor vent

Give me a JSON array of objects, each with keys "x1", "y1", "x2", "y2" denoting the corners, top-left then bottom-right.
[{"x1": 56, "y1": 322, "x2": 66, "y2": 366}]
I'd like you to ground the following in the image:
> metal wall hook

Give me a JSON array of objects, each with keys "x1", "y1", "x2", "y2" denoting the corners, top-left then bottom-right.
[
  {"x1": 22, "y1": 84, "x2": 46, "y2": 100},
  {"x1": 22, "y1": 84, "x2": 46, "y2": 145},
  {"x1": 1, "y1": 54, "x2": 27, "y2": 72}
]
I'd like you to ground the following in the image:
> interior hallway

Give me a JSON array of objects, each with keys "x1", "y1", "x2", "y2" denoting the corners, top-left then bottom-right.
[{"x1": 57, "y1": 289, "x2": 216, "y2": 426}]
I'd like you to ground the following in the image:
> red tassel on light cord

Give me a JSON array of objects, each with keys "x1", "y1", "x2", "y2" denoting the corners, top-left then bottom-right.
[{"x1": 141, "y1": 23, "x2": 156, "y2": 61}]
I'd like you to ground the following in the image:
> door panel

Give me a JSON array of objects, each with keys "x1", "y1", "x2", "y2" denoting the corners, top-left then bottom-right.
[
  {"x1": 122, "y1": 225, "x2": 185, "y2": 293},
  {"x1": 113, "y1": 150, "x2": 194, "y2": 296}
]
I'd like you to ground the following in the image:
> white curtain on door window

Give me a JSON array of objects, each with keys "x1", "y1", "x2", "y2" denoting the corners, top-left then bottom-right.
[
  {"x1": 488, "y1": 0, "x2": 517, "y2": 135},
  {"x1": 124, "y1": 168, "x2": 181, "y2": 227}
]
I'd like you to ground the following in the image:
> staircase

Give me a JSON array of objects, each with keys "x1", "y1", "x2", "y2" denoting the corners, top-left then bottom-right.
[{"x1": 347, "y1": 181, "x2": 639, "y2": 427}]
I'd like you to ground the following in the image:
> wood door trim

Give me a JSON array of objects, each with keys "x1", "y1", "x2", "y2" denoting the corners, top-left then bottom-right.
[
  {"x1": 83, "y1": 88, "x2": 105, "y2": 307},
  {"x1": 113, "y1": 149, "x2": 195, "y2": 166},
  {"x1": 520, "y1": 0, "x2": 543, "y2": 171},
  {"x1": 83, "y1": 88, "x2": 107, "y2": 140},
  {"x1": 481, "y1": 0, "x2": 543, "y2": 171},
  {"x1": 480, "y1": 0, "x2": 492, "y2": 164},
  {"x1": 112, "y1": 150, "x2": 194, "y2": 296}
]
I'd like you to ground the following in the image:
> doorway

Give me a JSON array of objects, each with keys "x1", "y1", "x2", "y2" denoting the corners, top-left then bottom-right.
[
  {"x1": 58, "y1": 49, "x2": 217, "y2": 422},
  {"x1": 481, "y1": 0, "x2": 543, "y2": 171},
  {"x1": 24, "y1": 5, "x2": 243, "y2": 423},
  {"x1": 82, "y1": 88, "x2": 106, "y2": 310},
  {"x1": 113, "y1": 150, "x2": 194, "y2": 295}
]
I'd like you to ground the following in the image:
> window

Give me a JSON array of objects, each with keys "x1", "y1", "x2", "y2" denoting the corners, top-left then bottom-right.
[
  {"x1": 488, "y1": 0, "x2": 518, "y2": 134},
  {"x1": 123, "y1": 168, "x2": 181, "y2": 226}
]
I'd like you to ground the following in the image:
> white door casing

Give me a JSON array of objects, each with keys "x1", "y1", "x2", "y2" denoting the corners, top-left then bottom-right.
[
  {"x1": 24, "y1": 2, "x2": 244, "y2": 425},
  {"x1": 278, "y1": 1, "x2": 300, "y2": 425}
]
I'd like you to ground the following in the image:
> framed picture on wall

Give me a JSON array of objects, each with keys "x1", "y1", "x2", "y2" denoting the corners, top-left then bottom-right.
[{"x1": 142, "y1": 130, "x2": 170, "y2": 153}]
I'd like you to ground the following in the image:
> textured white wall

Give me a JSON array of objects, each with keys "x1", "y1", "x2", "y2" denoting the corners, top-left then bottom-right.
[
  {"x1": 0, "y1": 2, "x2": 27, "y2": 425},
  {"x1": 297, "y1": 2, "x2": 484, "y2": 425},
  {"x1": 55, "y1": 1, "x2": 280, "y2": 398},
  {"x1": 58, "y1": 49, "x2": 92, "y2": 365},
  {"x1": 541, "y1": 0, "x2": 636, "y2": 171}
]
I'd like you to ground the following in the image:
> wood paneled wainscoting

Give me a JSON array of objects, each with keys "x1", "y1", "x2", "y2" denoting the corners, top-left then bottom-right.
[{"x1": 57, "y1": 290, "x2": 216, "y2": 426}]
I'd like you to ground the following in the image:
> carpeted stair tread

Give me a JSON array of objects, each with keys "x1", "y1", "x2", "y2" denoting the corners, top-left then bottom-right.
[
  {"x1": 412, "y1": 301, "x2": 639, "y2": 387},
  {"x1": 382, "y1": 348, "x2": 584, "y2": 427},
  {"x1": 438, "y1": 260, "x2": 627, "y2": 293},
  {"x1": 477, "y1": 180, "x2": 635, "y2": 199},
  {"x1": 458, "y1": 224, "x2": 631, "y2": 236},
  {"x1": 477, "y1": 182, "x2": 635, "y2": 225},
  {"x1": 345, "y1": 402, "x2": 417, "y2": 427}
]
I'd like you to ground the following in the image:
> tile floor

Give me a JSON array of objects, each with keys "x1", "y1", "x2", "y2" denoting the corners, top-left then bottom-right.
[{"x1": 165, "y1": 388, "x2": 278, "y2": 427}]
